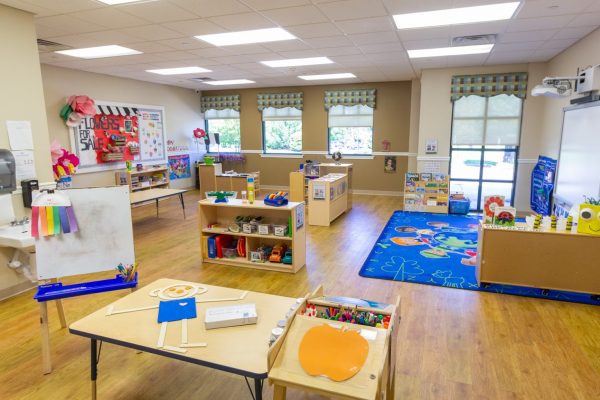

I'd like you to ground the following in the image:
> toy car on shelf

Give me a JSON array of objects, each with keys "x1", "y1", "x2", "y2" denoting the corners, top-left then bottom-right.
[
  {"x1": 268, "y1": 244, "x2": 287, "y2": 263},
  {"x1": 281, "y1": 248, "x2": 292, "y2": 265},
  {"x1": 264, "y1": 191, "x2": 288, "y2": 207}
]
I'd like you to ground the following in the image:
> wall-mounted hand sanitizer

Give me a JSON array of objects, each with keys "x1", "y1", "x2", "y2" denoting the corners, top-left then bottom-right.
[{"x1": 0, "y1": 149, "x2": 16, "y2": 194}]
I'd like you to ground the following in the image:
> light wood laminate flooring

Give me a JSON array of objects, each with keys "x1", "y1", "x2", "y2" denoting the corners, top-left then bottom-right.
[{"x1": 0, "y1": 191, "x2": 599, "y2": 399}]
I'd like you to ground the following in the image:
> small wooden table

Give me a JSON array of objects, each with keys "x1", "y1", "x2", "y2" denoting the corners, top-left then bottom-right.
[
  {"x1": 69, "y1": 278, "x2": 297, "y2": 400},
  {"x1": 130, "y1": 188, "x2": 187, "y2": 219}
]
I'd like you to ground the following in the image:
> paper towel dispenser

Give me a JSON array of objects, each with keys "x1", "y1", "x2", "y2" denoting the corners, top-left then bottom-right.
[{"x1": 0, "y1": 149, "x2": 16, "y2": 194}]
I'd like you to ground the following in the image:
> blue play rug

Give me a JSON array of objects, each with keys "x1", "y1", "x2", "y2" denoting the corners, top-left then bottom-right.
[{"x1": 359, "y1": 211, "x2": 600, "y2": 306}]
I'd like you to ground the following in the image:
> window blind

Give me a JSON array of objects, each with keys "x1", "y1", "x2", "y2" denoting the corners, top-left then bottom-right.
[
  {"x1": 262, "y1": 106, "x2": 302, "y2": 121},
  {"x1": 204, "y1": 108, "x2": 240, "y2": 119},
  {"x1": 328, "y1": 104, "x2": 373, "y2": 127}
]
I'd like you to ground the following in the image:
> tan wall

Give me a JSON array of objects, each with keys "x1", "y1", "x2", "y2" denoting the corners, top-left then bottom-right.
[
  {"x1": 418, "y1": 63, "x2": 549, "y2": 212},
  {"x1": 41, "y1": 64, "x2": 203, "y2": 189},
  {"x1": 204, "y1": 81, "x2": 412, "y2": 192},
  {"x1": 0, "y1": 5, "x2": 53, "y2": 297},
  {"x1": 539, "y1": 27, "x2": 600, "y2": 158}
]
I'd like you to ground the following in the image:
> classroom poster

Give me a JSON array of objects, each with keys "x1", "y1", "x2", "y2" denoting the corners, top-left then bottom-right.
[
  {"x1": 139, "y1": 110, "x2": 165, "y2": 161},
  {"x1": 168, "y1": 154, "x2": 191, "y2": 180}
]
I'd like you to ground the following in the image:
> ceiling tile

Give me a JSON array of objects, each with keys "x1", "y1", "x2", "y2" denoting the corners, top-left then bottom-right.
[
  {"x1": 538, "y1": 37, "x2": 579, "y2": 49},
  {"x1": 507, "y1": 15, "x2": 575, "y2": 32},
  {"x1": 382, "y1": 0, "x2": 451, "y2": 14},
  {"x1": 567, "y1": 12, "x2": 600, "y2": 27},
  {"x1": 124, "y1": 41, "x2": 178, "y2": 54},
  {"x1": 260, "y1": 40, "x2": 313, "y2": 52},
  {"x1": 168, "y1": 0, "x2": 251, "y2": 17},
  {"x1": 397, "y1": 26, "x2": 450, "y2": 41},
  {"x1": 516, "y1": 0, "x2": 594, "y2": 19},
  {"x1": 531, "y1": 48, "x2": 564, "y2": 60},
  {"x1": 162, "y1": 19, "x2": 228, "y2": 36},
  {"x1": 70, "y1": 7, "x2": 150, "y2": 30},
  {"x1": 317, "y1": 0, "x2": 388, "y2": 21},
  {"x1": 485, "y1": 49, "x2": 535, "y2": 64},
  {"x1": 402, "y1": 38, "x2": 450, "y2": 50},
  {"x1": 493, "y1": 41, "x2": 545, "y2": 52},
  {"x1": 329, "y1": 54, "x2": 376, "y2": 67},
  {"x1": 304, "y1": 35, "x2": 354, "y2": 48},
  {"x1": 208, "y1": 12, "x2": 275, "y2": 30},
  {"x1": 35, "y1": 15, "x2": 107, "y2": 35},
  {"x1": 121, "y1": 25, "x2": 184, "y2": 41},
  {"x1": 26, "y1": 0, "x2": 102, "y2": 16},
  {"x1": 321, "y1": 46, "x2": 362, "y2": 56},
  {"x1": 218, "y1": 44, "x2": 272, "y2": 55},
  {"x1": 188, "y1": 47, "x2": 235, "y2": 57},
  {"x1": 449, "y1": 20, "x2": 509, "y2": 37},
  {"x1": 42, "y1": 34, "x2": 102, "y2": 48},
  {"x1": 553, "y1": 25, "x2": 597, "y2": 39},
  {"x1": 117, "y1": 1, "x2": 194, "y2": 23},
  {"x1": 359, "y1": 42, "x2": 405, "y2": 54},
  {"x1": 261, "y1": 5, "x2": 328, "y2": 26},
  {"x1": 499, "y1": 29, "x2": 558, "y2": 43},
  {"x1": 286, "y1": 23, "x2": 343, "y2": 39},
  {"x1": 335, "y1": 16, "x2": 396, "y2": 34},
  {"x1": 241, "y1": 0, "x2": 310, "y2": 10},
  {"x1": 446, "y1": 53, "x2": 488, "y2": 67},
  {"x1": 157, "y1": 38, "x2": 212, "y2": 51},
  {"x1": 276, "y1": 49, "x2": 323, "y2": 58},
  {"x1": 212, "y1": 54, "x2": 255, "y2": 64},
  {"x1": 348, "y1": 31, "x2": 398, "y2": 46},
  {"x1": 2, "y1": 0, "x2": 51, "y2": 16}
]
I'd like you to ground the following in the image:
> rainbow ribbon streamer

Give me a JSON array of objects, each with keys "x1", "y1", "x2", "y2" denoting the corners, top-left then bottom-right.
[{"x1": 31, "y1": 205, "x2": 79, "y2": 238}]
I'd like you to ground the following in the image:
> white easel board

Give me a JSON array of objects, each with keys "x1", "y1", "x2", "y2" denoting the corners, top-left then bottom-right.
[{"x1": 35, "y1": 186, "x2": 135, "y2": 280}]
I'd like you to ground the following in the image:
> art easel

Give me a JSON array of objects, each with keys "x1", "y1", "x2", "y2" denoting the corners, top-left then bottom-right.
[
  {"x1": 268, "y1": 285, "x2": 401, "y2": 400},
  {"x1": 32, "y1": 186, "x2": 137, "y2": 374}
]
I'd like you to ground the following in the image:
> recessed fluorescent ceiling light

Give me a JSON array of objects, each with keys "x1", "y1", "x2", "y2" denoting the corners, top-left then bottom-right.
[
  {"x1": 55, "y1": 45, "x2": 141, "y2": 59},
  {"x1": 393, "y1": 2, "x2": 520, "y2": 29},
  {"x1": 261, "y1": 57, "x2": 333, "y2": 68},
  {"x1": 97, "y1": 0, "x2": 153, "y2": 4},
  {"x1": 195, "y1": 28, "x2": 296, "y2": 46},
  {"x1": 298, "y1": 73, "x2": 356, "y2": 81},
  {"x1": 407, "y1": 44, "x2": 493, "y2": 58},
  {"x1": 203, "y1": 79, "x2": 255, "y2": 86},
  {"x1": 146, "y1": 67, "x2": 212, "y2": 75}
]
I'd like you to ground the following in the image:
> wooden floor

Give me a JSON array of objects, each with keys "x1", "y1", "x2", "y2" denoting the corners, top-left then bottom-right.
[{"x1": 1, "y1": 191, "x2": 599, "y2": 400}]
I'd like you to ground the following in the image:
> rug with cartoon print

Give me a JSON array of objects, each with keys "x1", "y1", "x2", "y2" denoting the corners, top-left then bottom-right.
[{"x1": 359, "y1": 211, "x2": 600, "y2": 305}]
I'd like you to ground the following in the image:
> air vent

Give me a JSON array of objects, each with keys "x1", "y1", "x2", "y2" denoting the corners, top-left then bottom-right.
[
  {"x1": 37, "y1": 39, "x2": 71, "y2": 52},
  {"x1": 190, "y1": 77, "x2": 215, "y2": 82},
  {"x1": 452, "y1": 34, "x2": 496, "y2": 47}
]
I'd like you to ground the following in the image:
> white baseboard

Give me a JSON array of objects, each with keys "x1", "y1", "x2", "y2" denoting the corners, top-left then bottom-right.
[
  {"x1": 262, "y1": 185, "x2": 403, "y2": 197},
  {"x1": 0, "y1": 280, "x2": 36, "y2": 302}
]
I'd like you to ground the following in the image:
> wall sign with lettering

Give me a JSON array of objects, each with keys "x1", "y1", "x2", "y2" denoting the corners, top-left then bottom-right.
[{"x1": 70, "y1": 101, "x2": 166, "y2": 173}]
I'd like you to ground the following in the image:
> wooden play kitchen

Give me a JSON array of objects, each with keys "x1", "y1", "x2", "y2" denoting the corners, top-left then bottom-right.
[
  {"x1": 476, "y1": 222, "x2": 600, "y2": 295},
  {"x1": 268, "y1": 285, "x2": 400, "y2": 400},
  {"x1": 308, "y1": 173, "x2": 348, "y2": 226},
  {"x1": 198, "y1": 198, "x2": 306, "y2": 273}
]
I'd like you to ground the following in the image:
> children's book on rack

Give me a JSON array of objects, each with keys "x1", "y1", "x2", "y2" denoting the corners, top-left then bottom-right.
[{"x1": 403, "y1": 172, "x2": 449, "y2": 214}]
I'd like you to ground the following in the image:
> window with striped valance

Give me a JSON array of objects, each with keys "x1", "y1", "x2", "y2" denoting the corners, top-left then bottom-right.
[
  {"x1": 324, "y1": 89, "x2": 376, "y2": 110},
  {"x1": 257, "y1": 92, "x2": 303, "y2": 111},
  {"x1": 450, "y1": 73, "x2": 528, "y2": 101},
  {"x1": 200, "y1": 95, "x2": 240, "y2": 112}
]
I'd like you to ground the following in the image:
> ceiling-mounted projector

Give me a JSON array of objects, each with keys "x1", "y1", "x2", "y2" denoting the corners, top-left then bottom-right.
[{"x1": 531, "y1": 65, "x2": 600, "y2": 98}]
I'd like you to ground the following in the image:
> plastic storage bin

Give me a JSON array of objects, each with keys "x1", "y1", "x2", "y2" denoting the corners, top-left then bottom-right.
[{"x1": 449, "y1": 199, "x2": 470, "y2": 214}]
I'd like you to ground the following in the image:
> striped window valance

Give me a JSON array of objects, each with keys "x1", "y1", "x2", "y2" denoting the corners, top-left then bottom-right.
[
  {"x1": 450, "y1": 73, "x2": 528, "y2": 101},
  {"x1": 324, "y1": 89, "x2": 376, "y2": 110},
  {"x1": 201, "y1": 95, "x2": 240, "y2": 112},
  {"x1": 257, "y1": 92, "x2": 303, "y2": 111}
]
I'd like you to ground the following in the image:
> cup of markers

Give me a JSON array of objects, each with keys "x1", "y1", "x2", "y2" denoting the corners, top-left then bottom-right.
[{"x1": 116, "y1": 263, "x2": 137, "y2": 282}]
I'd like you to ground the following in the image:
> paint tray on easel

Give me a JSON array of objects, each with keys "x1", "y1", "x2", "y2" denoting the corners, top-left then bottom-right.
[{"x1": 30, "y1": 191, "x2": 79, "y2": 238}]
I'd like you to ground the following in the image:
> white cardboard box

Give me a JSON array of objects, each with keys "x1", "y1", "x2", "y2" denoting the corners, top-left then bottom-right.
[{"x1": 204, "y1": 303, "x2": 258, "y2": 330}]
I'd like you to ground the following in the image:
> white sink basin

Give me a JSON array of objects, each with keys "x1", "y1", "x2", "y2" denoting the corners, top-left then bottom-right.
[{"x1": 0, "y1": 224, "x2": 35, "y2": 248}]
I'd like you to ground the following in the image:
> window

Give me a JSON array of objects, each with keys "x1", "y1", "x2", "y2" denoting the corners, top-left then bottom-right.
[
  {"x1": 328, "y1": 104, "x2": 373, "y2": 155},
  {"x1": 204, "y1": 108, "x2": 241, "y2": 153},
  {"x1": 262, "y1": 107, "x2": 302, "y2": 154},
  {"x1": 449, "y1": 94, "x2": 523, "y2": 211}
]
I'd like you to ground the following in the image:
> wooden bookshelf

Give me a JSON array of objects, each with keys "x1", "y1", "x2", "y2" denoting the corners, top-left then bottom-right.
[
  {"x1": 198, "y1": 199, "x2": 306, "y2": 273},
  {"x1": 115, "y1": 165, "x2": 169, "y2": 192},
  {"x1": 289, "y1": 163, "x2": 353, "y2": 210},
  {"x1": 308, "y1": 173, "x2": 348, "y2": 226},
  {"x1": 403, "y1": 172, "x2": 449, "y2": 214}
]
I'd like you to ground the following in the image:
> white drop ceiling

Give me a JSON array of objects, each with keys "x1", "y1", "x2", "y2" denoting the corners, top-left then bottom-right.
[{"x1": 2, "y1": 0, "x2": 599, "y2": 89}]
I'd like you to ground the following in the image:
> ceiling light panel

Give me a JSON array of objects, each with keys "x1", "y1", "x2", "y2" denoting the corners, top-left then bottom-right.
[
  {"x1": 298, "y1": 73, "x2": 356, "y2": 81},
  {"x1": 261, "y1": 57, "x2": 333, "y2": 68},
  {"x1": 195, "y1": 28, "x2": 296, "y2": 46},
  {"x1": 393, "y1": 2, "x2": 521, "y2": 30},
  {"x1": 146, "y1": 67, "x2": 212, "y2": 75},
  {"x1": 203, "y1": 79, "x2": 255, "y2": 85},
  {"x1": 407, "y1": 44, "x2": 494, "y2": 58},
  {"x1": 55, "y1": 45, "x2": 142, "y2": 59},
  {"x1": 97, "y1": 0, "x2": 155, "y2": 4}
]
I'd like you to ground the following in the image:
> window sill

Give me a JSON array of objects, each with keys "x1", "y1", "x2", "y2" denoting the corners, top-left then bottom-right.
[
  {"x1": 325, "y1": 154, "x2": 374, "y2": 160},
  {"x1": 260, "y1": 153, "x2": 303, "y2": 159}
]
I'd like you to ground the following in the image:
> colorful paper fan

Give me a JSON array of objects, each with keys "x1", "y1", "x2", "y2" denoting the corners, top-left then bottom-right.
[
  {"x1": 484, "y1": 196, "x2": 505, "y2": 219},
  {"x1": 31, "y1": 191, "x2": 79, "y2": 238}
]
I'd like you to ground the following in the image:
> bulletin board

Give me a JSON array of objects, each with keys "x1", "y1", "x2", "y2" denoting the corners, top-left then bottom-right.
[{"x1": 70, "y1": 101, "x2": 167, "y2": 173}]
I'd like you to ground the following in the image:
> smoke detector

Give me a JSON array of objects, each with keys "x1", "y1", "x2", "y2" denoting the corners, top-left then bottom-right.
[{"x1": 452, "y1": 34, "x2": 496, "y2": 47}]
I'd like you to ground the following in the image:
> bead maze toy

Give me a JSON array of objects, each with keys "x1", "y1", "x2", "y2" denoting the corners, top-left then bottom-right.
[{"x1": 264, "y1": 191, "x2": 289, "y2": 207}]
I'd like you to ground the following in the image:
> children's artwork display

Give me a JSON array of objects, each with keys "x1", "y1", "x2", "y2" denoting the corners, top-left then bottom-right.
[
  {"x1": 403, "y1": 172, "x2": 449, "y2": 214},
  {"x1": 70, "y1": 101, "x2": 166, "y2": 173},
  {"x1": 168, "y1": 154, "x2": 191, "y2": 180},
  {"x1": 483, "y1": 195, "x2": 505, "y2": 223}
]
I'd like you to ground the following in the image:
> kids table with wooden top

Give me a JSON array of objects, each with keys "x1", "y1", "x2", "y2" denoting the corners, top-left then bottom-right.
[
  {"x1": 129, "y1": 188, "x2": 188, "y2": 219},
  {"x1": 69, "y1": 278, "x2": 298, "y2": 400}
]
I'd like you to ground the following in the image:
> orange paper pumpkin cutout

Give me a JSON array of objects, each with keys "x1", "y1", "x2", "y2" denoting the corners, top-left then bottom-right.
[{"x1": 298, "y1": 324, "x2": 369, "y2": 382}]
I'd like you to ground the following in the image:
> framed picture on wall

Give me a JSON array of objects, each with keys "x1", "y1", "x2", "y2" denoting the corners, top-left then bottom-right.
[{"x1": 384, "y1": 156, "x2": 396, "y2": 173}]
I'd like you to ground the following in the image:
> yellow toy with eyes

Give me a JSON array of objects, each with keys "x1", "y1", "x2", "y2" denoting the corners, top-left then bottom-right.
[{"x1": 577, "y1": 204, "x2": 600, "y2": 235}]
